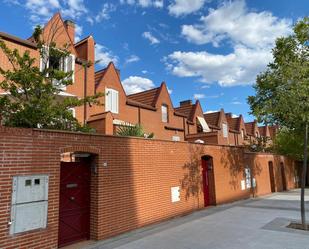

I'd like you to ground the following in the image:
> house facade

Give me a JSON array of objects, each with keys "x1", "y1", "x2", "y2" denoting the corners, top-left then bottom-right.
[
  {"x1": 0, "y1": 13, "x2": 278, "y2": 145},
  {"x1": 0, "y1": 13, "x2": 96, "y2": 124}
]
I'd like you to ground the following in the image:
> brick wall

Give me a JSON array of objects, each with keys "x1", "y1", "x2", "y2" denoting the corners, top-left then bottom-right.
[{"x1": 0, "y1": 127, "x2": 299, "y2": 248}]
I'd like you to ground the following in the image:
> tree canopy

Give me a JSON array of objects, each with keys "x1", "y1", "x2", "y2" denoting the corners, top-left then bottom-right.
[
  {"x1": 248, "y1": 17, "x2": 309, "y2": 131},
  {"x1": 0, "y1": 25, "x2": 102, "y2": 132}
]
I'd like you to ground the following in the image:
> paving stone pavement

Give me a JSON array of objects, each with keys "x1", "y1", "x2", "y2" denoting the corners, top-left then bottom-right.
[{"x1": 69, "y1": 189, "x2": 309, "y2": 249}]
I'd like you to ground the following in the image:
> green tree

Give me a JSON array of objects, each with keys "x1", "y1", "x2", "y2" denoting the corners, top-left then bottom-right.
[
  {"x1": 116, "y1": 123, "x2": 154, "y2": 138},
  {"x1": 0, "y1": 26, "x2": 102, "y2": 132},
  {"x1": 248, "y1": 17, "x2": 309, "y2": 229}
]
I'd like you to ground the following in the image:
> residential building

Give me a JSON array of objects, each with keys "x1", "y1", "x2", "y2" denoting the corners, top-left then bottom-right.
[
  {"x1": 0, "y1": 13, "x2": 95, "y2": 123},
  {"x1": 244, "y1": 120, "x2": 260, "y2": 144},
  {"x1": 225, "y1": 113, "x2": 247, "y2": 146},
  {"x1": 88, "y1": 62, "x2": 187, "y2": 141}
]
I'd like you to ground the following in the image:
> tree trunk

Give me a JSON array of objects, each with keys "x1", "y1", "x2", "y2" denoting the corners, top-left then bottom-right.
[{"x1": 301, "y1": 123, "x2": 308, "y2": 230}]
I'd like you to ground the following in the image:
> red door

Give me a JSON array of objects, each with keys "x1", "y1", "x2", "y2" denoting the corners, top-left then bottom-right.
[
  {"x1": 58, "y1": 162, "x2": 91, "y2": 248},
  {"x1": 202, "y1": 159, "x2": 210, "y2": 207}
]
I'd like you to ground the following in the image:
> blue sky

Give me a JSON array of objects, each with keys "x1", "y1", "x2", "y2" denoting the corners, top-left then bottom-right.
[{"x1": 1, "y1": 0, "x2": 308, "y2": 121}]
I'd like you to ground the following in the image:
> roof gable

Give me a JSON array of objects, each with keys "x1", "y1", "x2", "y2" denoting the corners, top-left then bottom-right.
[
  {"x1": 127, "y1": 82, "x2": 173, "y2": 109},
  {"x1": 41, "y1": 13, "x2": 77, "y2": 54}
]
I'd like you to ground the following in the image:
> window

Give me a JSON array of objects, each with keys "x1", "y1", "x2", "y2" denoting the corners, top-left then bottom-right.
[
  {"x1": 222, "y1": 123, "x2": 228, "y2": 138},
  {"x1": 39, "y1": 46, "x2": 75, "y2": 89},
  {"x1": 256, "y1": 132, "x2": 259, "y2": 137},
  {"x1": 68, "y1": 108, "x2": 76, "y2": 118},
  {"x1": 161, "y1": 104, "x2": 168, "y2": 123},
  {"x1": 105, "y1": 88, "x2": 119, "y2": 114}
]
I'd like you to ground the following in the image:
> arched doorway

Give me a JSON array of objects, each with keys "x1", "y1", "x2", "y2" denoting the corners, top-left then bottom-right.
[
  {"x1": 58, "y1": 152, "x2": 97, "y2": 248},
  {"x1": 201, "y1": 156, "x2": 216, "y2": 207},
  {"x1": 268, "y1": 161, "x2": 276, "y2": 193}
]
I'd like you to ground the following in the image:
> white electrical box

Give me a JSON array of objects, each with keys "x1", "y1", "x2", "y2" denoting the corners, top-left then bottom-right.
[
  {"x1": 12, "y1": 175, "x2": 49, "y2": 204},
  {"x1": 10, "y1": 201, "x2": 48, "y2": 234},
  {"x1": 10, "y1": 175, "x2": 49, "y2": 234},
  {"x1": 171, "y1": 186, "x2": 180, "y2": 203}
]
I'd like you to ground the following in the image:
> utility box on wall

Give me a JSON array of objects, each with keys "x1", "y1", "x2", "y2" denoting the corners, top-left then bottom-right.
[{"x1": 10, "y1": 175, "x2": 49, "y2": 234}]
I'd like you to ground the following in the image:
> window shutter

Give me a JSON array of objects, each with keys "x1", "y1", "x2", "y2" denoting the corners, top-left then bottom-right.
[
  {"x1": 113, "y1": 90, "x2": 119, "y2": 113},
  {"x1": 105, "y1": 89, "x2": 112, "y2": 112},
  {"x1": 39, "y1": 46, "x2": 49, "y2": 72},
  {"x1": 66, "y1": 54, "x2": 75, "y2": 83}
]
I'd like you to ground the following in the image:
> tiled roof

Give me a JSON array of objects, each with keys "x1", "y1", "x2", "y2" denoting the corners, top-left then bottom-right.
[
  {"x1": 174, "y1": 104, "x2": 196, "y2": 122},
  {"x1": 258, "y1": 126, "x2": 268, "y2": 137},
  {"x1": 226, "y1": 115, "x2": 240, "y2": 132},
  {"x1": 95, "y1": 69, "x2": 106, "y2": 84},
  {"x1": 127, "y1": 87, "x2": 161, "y2": 107},
  {"x1": 204, "y1": 111, "x2": 220, "y2": 129},
  {"x1": 0, "y1": 31, "x2": 37, "y2": 49},
  {"x1": 245, "y1": 122, "x2": 256, "y2": 136}
]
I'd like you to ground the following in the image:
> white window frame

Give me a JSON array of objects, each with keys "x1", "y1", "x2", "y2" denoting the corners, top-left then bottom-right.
[
  {"x1": 105, "y1": 88, "x2": 119, "y2": 114},
  {"x1": 161, "y1": 104, "x2": 168, "y2": 123},
  {"x1": 241, "y1": 129, "x2": 244, "y2": 138},
  {"x1": 68, "y1": 108, "x2": 76, "y2": 118},
  {"x1": 39, "y1": 46, "x2": 75, "y2": 90},
  {"x1": 222, "y1": 123, "x2": 228, "y2": 138}
]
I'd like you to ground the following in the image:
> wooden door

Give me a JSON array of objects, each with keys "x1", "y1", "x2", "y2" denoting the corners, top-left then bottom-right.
[
  {"x1": 58, "y1": 162, "x2": 90, "y2": 247},
  {"x1": 202, "y1": 159, "x2": 210, "y2": 207}
]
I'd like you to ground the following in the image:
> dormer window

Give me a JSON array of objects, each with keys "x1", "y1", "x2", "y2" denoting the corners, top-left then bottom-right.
[
  {"x1": 222, "y1": 123, "x2": 228, "y2": 138},
  {"x1": 161, "y1": 104, "x2": 168, "y2": 123},
  {"x1": 40, "y1": 46, "x2": 75, "y2": 89}
]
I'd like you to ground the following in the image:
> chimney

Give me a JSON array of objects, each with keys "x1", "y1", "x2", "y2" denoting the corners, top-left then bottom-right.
[
  {"x1": 225, "y1": 112, "x2": 232, "y2": 118},
  {"x1": 180, "y1": 100, "x2": 192, "y2": 107},
  {"x1": 64, "y1": 20, "x2": 75, "y2": 43}
]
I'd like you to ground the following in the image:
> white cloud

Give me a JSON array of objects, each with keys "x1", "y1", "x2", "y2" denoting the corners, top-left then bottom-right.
[
  {"x1": 204, "y1": 110, "x2": 219, "y2": 114},
  {"x1": 166, "y1": 0, "x2": 292, "y2": 87},
  {"x1": 168, "y1": 0, "x2": 207, "y2": 17},
  {"x1": 120, "y1": 0, "x2": 163, "y2": 8},
  {"x1": 7, "y1": 0, "x2": 89, "y2": 24},
  {"x1": 167, "y1": 87, "x2": 173, "y2": 94},
  {"x1": 142, "y1": 31, "x2": 160, "y2": 44},
  {"x1": 166, "y1": 45, "x2": 272, "y2": 86},
  {"x1": 193, "y1": 93, "x2": 205, "y2": 99},
  {"x1": 74, "y1": 24, "x2": 83, "y2": 42},
  {"x1": 95, "y1": 44, "x2": 118, "y2": 67},
  {"x1": 231, "y1": 101, "x2": 242, "y2": 105},
  {"x1": 122, "y1": 76, "x2": 155, "y2": 94},
  {"x1": 61, "y1": 0, "x2": 88, "y2": 19},
  {"x1": 181, "y1": 0, "x2": 291, "y2": 48},
  {"x1": 232, "y1": 114, "x2": 239, "y2": 118},
  {"x1": 142, "y1": 70, "x2": 148, "y2": 74},
  {"x1": 95, "y1": 3, "x2": 116, "y2": 22},
  {"x1": 125, "y1": 55, "x2": 140, "y2": 64}
]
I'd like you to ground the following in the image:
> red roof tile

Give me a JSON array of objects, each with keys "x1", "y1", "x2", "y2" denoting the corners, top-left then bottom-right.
[
  {"x1": 204, "y1": 111, "x2": 221, "y2": 129},
  {"x1": 245, "y1": 122, "x2": 257, "y2": 136},
  {"x1": 174, "y1": 104, "x2": 196, "y2": 122},
  {"x1": 127, "y1": 87, "x2": 161, "y2": 107}
]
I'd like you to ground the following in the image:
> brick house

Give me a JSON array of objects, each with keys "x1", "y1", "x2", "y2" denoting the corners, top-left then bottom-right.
[
  {"x1": 0, "y1": 13, "x2": 96, "y2": 123},
  {"x1": 0, "y1": 13, "x2": 278, "y2": 145},
  {"x1": 245, "y1": 120, "x2": 260, "y2": 144},
  {"x1": 201, "y1": 109, "x2": 230, "y2": 145},
  {"x1": 87, "y1": 62, "x2": 188, "y2": 141},
  {"x1": 225, "y1": 113, "x2": 247, "y2": 146},
  {"x1": 174, "y1": 99, "x2": 211, "y2": 142}
]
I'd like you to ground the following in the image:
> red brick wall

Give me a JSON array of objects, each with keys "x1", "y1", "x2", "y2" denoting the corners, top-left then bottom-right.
[{"x1": 0, "y1": 127, "x2": 299, "y2": 248}]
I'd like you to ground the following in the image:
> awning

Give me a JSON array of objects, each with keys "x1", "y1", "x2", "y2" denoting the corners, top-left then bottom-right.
[
  {"x1": 197, "y1": 116, "x2": 211, "y2": 132},
  {"x1": 113, "y1": 119, "x2": 134, "y2": 126}
]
